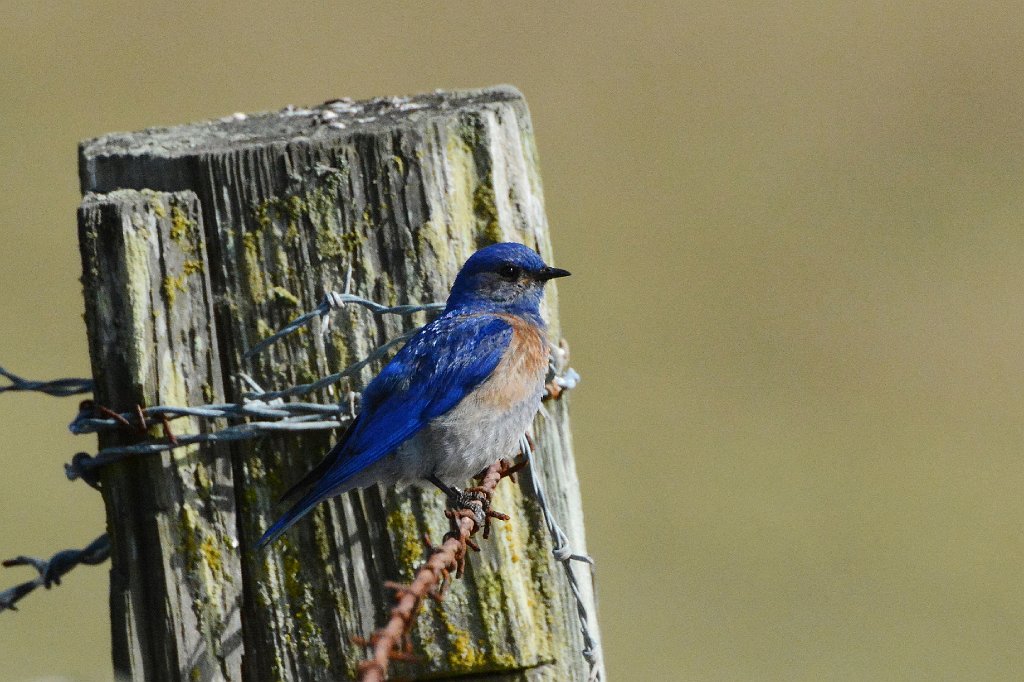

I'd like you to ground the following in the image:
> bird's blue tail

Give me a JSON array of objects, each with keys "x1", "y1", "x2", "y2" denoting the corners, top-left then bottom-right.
[{"x1": 256, "y1": 487, "x2": 327, "y2": 550}]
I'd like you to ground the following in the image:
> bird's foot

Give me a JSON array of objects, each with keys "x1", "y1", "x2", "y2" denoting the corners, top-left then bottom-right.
[
  {"x1": 454, "y1": 487, "x2": 490, "y2": 527},
  {"x1": 441, "y1": 486, "x2": 509, "y2": 539},
  {"x1": 436, "y1": 486, "x2": 488, "y2": 529},
  {"x1": 458, "y1": 487, "x2": 510, "y2": 539},
  {"x1": 430, "y1": 475, "x2": 510, "y2": 539},
  {"x1": 430, "y1": 475, "x2": 487, "y2": 528}
]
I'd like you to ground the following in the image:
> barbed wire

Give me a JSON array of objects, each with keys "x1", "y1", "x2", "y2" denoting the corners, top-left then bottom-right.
[
  {"x1": 0, "y1": 534, "x2": 110, "y2": 612},
  {"x1": 0, "y1": 365, "x2": 94, "y2": 397},
  {"x1": 356, "y1": 460, "x2": 513, "y2": 681},
  {"x1": 243, "y1": 331, "x2": 417, "y2": 402},
  {"x1": 64, "y1": 375, "x2": 358, "y2": 483},
  {"x1": 244, "y1": 289, "x2": 445, "y2": 359},
  {"x1": 68, "y1": 396, "x2": 347, "y2": 436},
  {"x1": 66, "y1": 417, "x2": 351, "y2": 479},
  {"x1": 61, "y1": 289, "x2": 427, "y2": 470},
  {"x1": 61, "y1": 291, "x2": 437, "y2": 477},
  {"x1": 2, "y1": 291, "x2": 601, "y2": 680}
]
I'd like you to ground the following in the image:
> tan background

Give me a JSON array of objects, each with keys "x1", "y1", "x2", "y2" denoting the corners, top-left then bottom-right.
[{"x1": 2, "y1": 2, "x2": 1023, "y2": 680}]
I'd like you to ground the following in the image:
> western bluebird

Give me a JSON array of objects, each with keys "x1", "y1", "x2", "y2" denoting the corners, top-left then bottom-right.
[{"x1": 258, "y1": 242, "x2": 569, "y2": 548}]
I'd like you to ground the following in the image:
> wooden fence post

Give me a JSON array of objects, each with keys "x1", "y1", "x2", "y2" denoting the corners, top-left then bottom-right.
[{"x1": 78, "y1": 86, "x2": 600, "y2": 681}]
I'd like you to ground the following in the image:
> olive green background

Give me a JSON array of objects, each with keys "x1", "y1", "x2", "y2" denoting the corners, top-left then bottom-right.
[{"x1": 2, "y1": 2, "x2": 1023, "y2": 680}]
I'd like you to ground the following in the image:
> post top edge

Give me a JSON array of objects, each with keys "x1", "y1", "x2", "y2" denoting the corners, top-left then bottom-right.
[
  {"x1": 80, "y1": 188, "x2": 201, "y2": 206},
  {"x1": 79, "y1": 85, "x2": 528, "y2": 161}
]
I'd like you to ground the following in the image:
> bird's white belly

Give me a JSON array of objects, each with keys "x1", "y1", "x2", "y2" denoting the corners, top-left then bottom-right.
[
  {"x1": 372, "y1": 377, "x2": 545, "y2": 488},
  {"x1": 419, "y1": 383, "x2": 544, "y2": 483}
]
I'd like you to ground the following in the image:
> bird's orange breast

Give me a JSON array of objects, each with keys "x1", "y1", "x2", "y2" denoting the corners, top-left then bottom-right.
[{"x1": 472, "y1": 314, "x2": 548, "y2": 410}]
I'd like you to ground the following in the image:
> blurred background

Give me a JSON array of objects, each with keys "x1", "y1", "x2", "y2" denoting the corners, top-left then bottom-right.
[{"x1": 2, "y1": 2, "x2": 1023, "y2": 680}]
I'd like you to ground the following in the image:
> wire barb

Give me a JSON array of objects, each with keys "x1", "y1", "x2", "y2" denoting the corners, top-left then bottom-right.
[{"x1": 0, "y1": 534, "x2": 110, "y2": 613}]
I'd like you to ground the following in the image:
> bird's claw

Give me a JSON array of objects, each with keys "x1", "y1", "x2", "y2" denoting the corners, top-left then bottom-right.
[
  {"x1": 444, "y1": 486, "x2": 509, "y2": 539},
  {"x1": 452, "y1": 487, "x2": 489, "y2": 528},
  {"x1": 440, "y1": 485, "x2": 487, "y2": 528}
]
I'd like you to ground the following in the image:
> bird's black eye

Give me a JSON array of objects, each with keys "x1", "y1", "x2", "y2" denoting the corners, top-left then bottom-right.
[{"x1": 498, "y1": 264, "x2": 520, "y2": 280}]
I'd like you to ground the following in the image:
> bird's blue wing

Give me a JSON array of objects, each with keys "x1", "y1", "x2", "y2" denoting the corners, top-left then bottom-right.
[
  {"x1": 258, "y1": 313, "x2": 512, "y2": 548},
  {"x1": 331, "y1": 313, "x2": 513, "y2": 483}
]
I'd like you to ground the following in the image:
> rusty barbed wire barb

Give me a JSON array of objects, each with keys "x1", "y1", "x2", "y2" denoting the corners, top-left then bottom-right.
[
  {"x1": 0, "y1": 534, "x2": 110, "y2": 613},
  {"x1": 0, "y1": 366, "x2": 94, "y2": 397}
]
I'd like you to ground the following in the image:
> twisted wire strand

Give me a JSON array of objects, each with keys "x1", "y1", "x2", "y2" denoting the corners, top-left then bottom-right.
[
  {"x1": 0, "y1": 534, "x2": 110, "y2": 613},
  {"x1": 243, "y1": 291, "x2": 444, "y2": 359},
  {"x1": 69, "y1": 401, "x2": 345, "y2": 435},
  {"x1": 0, "y1": 366, "x2": 94, "y2": 397},
  {"x1": 65, "y1": 417, "x2": 352, "y2": 482}
]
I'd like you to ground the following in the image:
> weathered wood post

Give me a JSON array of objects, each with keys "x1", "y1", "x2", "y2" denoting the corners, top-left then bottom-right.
[{"x1": 78, "y1": 86, "x2": 600, "y2": 681}]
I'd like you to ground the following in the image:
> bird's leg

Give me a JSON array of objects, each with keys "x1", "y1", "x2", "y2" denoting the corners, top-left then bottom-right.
[
  {"x1": 428, "y1": 475, "x2": 461, "y2": 500},
  {"x1": 428, "y1": 475, "x2": 488, "y2": 528}
]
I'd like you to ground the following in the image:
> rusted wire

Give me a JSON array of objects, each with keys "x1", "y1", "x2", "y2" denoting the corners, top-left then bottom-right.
[{"x1": 356, "y1": 461, "x2": 513, "y2": 682}]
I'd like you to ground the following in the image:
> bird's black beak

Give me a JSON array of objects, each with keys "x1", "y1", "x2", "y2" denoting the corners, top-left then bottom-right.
[{"x1": 535, "y1": 266, "x2": 571, "y2": 281}]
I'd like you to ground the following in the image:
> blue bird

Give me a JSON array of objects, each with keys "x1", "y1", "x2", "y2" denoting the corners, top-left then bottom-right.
[{"x1": 258, "y1": 242, "x2": 570, "y2": 548}]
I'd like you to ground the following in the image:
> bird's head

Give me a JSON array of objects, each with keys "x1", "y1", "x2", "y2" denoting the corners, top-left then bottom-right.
[{"x1": 445, "y1": 243, "x2": 570, "y2": 316}]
